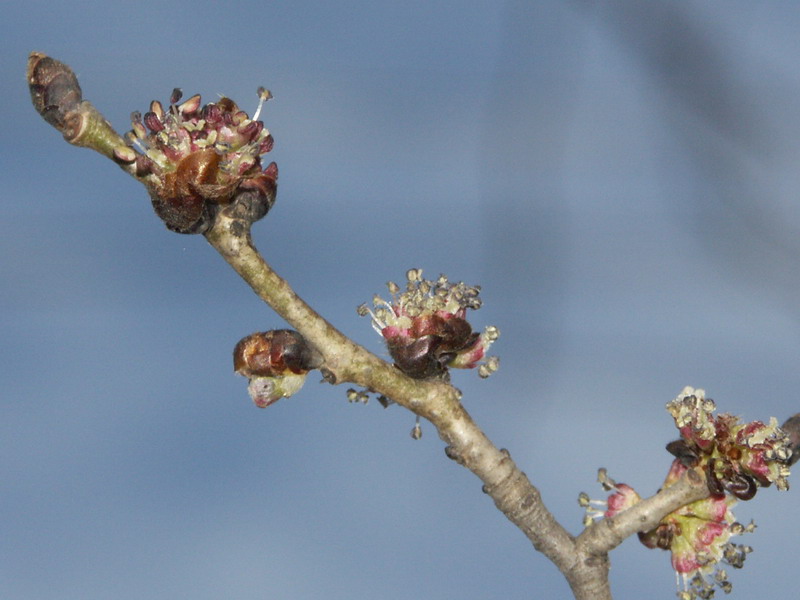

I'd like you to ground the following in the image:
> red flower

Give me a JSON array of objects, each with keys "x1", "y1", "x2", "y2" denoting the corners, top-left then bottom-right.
[
  {"x1": 116, "y1": 87, "x2": 277, "y2": 233},
  {"x1": 360, "y1": 269, "x2": 499, "y2": 379}
]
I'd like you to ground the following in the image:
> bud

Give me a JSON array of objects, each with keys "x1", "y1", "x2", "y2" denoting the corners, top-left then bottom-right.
[
  {"x1": 27, "y1": 53, "x2": 82, "y2": 131},
  {"x1": 233, "y1": 330, "x2": 322, "y2": 408},
  {"x1": 28, "y1": 52, "x2": 125, "y2": 158}
]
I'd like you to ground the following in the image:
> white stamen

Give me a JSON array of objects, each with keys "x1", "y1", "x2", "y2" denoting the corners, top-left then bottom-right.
[{"x1": 252, "y1": 87, "x2": 272, "y2": 122}]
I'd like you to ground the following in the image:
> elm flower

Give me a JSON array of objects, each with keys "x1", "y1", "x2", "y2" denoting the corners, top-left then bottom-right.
[
  {"x1": 579, "y1": 469, "x2": 641, "y2": 527},
  {"x1": 115, "y1": 87, "x2": 278, "y2": 233},
  {"x1": 637, "y1": 460, "x2": 748, "y2": 599},
  {"x1": 585, "y1": 388, "x2": 792, "y2": 599},
  {"x1": 655, "y1": 388, "x2": 792, "y2": 597},
  {"x1": 667, "y1": 387, "x2": 792, "y2": 496},
  {"x1": 233, "y1": 330, "x2": 322, "y2": 408},
  {"x1": 358, "y1": 269, "x2": 499, "y2": 379}
]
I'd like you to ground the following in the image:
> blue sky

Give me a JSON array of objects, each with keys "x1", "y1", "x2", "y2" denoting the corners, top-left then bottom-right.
[{"x1": 3, "y1": 2, "x2": 800, "y2": 599}]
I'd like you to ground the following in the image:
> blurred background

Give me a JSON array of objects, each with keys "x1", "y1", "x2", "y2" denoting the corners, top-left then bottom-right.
[{"x1": 3, "y1": 1, "x2": 800, "y2": 598}]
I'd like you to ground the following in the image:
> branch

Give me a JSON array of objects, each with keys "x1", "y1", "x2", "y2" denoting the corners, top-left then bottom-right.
[
  {"x1": 205, "y1": 210, "x2": 596, "y2": 596},
  {"x1": 28, "y1": 52, "x2": 794, "y2": 600},
  {"x1": 28, "y1": 50, "x2": 600, "y2": 597}
]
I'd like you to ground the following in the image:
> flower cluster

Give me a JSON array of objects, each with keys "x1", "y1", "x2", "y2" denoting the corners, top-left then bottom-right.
[
  {"x1": 115, "y1": 87, "x2": 278, "y2": 233},
  {"x1": 639, "y1": 460, "x2": 746, "y2": 599},
  {"x1": 581, "y1": 387, "x2": 792, "y2": 599},
  {"x1": 359, "y1": 269, "x2": 499, "y2": 379},
  {"x1": 667, "y1": 387, "x2": 791, "y2": 496},
  {"x1": 233, "y1": 330, "x2": 321, "y2": 408}
]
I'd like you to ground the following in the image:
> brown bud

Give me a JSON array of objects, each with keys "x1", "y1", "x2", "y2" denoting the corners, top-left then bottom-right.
[
  {"x1": 704, "y1": 460, "x2": 726, "y2": 497},
  {"x1": 151, "y1": 149, "x2": 238, "y2": 234},
  {"x1": 221, "y1": 163, "x2": 278, "y2": 225},
  {"x1": 723, "y1": 472, "x2": 758, "y2": 500},
  {"x1": 638, "y1": 523, "x2": 675, "y2": 550},
  {"x1": 666, "y1": 439, "x2": 700, "y2": 467},
  {"x1": 27, "y1": 52, "x2": 82, "y2": 131},
  {"x1": 233, "y1": 329, "x2": 322, "y2": 378},
  {"x1": 387, "y1": 314, "x2": 479, "y2": 379},
  {"x1": 387, "y1": 335, "x2": 443, "y2": 379}
]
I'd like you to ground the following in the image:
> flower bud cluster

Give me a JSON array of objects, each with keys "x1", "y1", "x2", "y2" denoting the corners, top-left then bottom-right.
[
  {"x1": 667, "y1": 387, "x2": 792, "y2": 495},
  {"x1": 116, "y1": 87, "x2": 278, "y2": 233},
  {"x1": 641, "y1": 460, "x2": 745, "y2": 599},
  {"x1": 233, "y1": 330, "x2": 321, "y2": 408},
  {"x1": 580, "y1": 387, "x2": 792, "y2": 599},
  {"x1": 359, "y1": 269, "x2": 499, "y2": 379}
]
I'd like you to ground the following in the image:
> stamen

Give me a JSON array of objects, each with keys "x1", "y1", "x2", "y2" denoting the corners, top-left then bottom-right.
[{"x1": 252, "y1": 86, "x2": 273, "y2": 121}]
